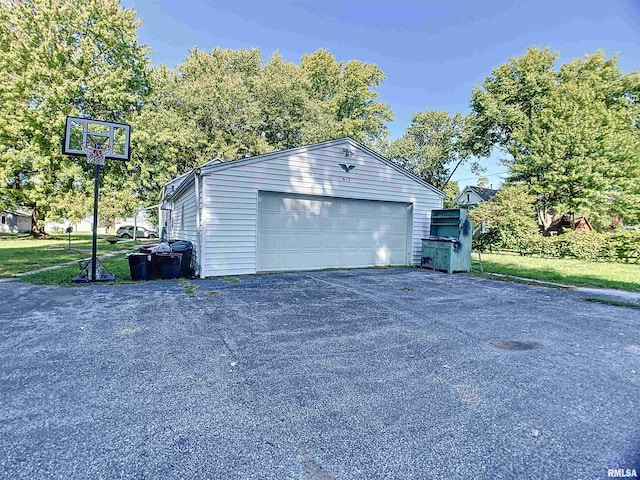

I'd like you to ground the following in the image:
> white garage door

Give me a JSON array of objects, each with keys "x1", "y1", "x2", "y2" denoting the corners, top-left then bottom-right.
[{"x1": 257, "y1": 191, "x2": 411, "y2": 272}]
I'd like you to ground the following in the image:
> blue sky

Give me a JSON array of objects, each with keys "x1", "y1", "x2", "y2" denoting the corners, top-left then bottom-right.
[{"x1": 122, "y1": 0, "x2": 640, "y2": 186}]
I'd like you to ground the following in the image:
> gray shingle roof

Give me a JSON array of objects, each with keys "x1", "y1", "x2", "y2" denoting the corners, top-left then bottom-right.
[{"x1": 466, "y1": 186, "x2": 499, "y2": 201}]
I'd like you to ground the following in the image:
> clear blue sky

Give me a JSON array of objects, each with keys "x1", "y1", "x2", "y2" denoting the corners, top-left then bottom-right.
[{"x1": 122, "y1": 0, "x2": 640, "y2": 187}]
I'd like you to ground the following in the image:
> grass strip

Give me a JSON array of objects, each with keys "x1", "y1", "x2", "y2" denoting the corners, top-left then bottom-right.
[{"x1": 472, "y1": 252, "x2": 640, "y2": 292}]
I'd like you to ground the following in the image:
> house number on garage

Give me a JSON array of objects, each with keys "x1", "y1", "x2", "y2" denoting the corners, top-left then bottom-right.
[{"x1": 342, "y1": 176, "x2": 351, "y2": 182}]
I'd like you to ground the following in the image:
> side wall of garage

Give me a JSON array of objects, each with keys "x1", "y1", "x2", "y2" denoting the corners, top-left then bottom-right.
[
  {"x1": 168, "y1": 184, "x2": 199, "y2": 255},
  {"x1": 200, "y1": 139, "x2": 442, "y2": 277}
]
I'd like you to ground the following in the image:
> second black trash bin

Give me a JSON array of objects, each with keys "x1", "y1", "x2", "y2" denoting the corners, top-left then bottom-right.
[{"x1": 171, "y1": 240, "x2": 193, "y2": 278}]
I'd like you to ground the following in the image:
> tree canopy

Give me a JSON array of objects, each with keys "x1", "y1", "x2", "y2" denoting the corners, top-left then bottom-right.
[
  {"x1": 0, "y1": 0, "x2": 149, "y2": 233},
  {"x1": 387, "y1": 111, "x2": 483, "y2": 190},
  {"x1": 470, "y1": 47, "x2": 640, "y2": 228}
]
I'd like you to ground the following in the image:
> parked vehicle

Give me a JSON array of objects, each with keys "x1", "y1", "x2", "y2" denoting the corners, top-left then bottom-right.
[{"x1": 116, "y1": 225, "x2": 158, "y2": 239}]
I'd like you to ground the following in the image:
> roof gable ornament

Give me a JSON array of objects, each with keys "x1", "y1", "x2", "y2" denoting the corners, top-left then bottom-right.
[
  {"x1": 339, "y1": 163, "x2": 356, "y2": 173},
  {"x1": 342, "y1": 148, "x2": 356, "y2": 158}
]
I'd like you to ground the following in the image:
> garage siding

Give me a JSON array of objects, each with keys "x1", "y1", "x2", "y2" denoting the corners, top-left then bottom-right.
[
  {"x1": 169, "y1": 186, "x2": 198, "y2": 251},
  {"x1": 201, "y1": 140, "x2": 441, "y2": 277}
]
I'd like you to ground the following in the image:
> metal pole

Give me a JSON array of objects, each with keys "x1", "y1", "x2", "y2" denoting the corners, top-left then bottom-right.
[
  {"x1": 133, "y1": 209, "x2": 138, "y2": 241},
  {"x1": 91, "y1": 163, "x2": 100, "y2": 282}
]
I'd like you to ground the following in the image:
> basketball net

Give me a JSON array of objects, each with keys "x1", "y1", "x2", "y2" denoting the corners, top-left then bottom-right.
[{"x1": 82, "y1": 140, "x2": 111, "y2": 166}]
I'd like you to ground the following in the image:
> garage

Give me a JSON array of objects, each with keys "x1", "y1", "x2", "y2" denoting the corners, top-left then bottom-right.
[
  {"x1": 161, "y1": 138, "x2": 444, "y2": 277},
  {"x1": 257, "y1": 192, "x2": 411, "y2": 272}
]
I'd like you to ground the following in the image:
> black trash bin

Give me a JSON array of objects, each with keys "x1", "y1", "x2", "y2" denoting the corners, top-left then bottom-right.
[
  {"x1": 157, "y1": 253, "x2": 182, "y2": 279},
  {"x1": 127, "y1": 253, "x2": 150, "y2": 281},
  {"x1": 139, "y1": 245, "x2": 165, "y2": 279},
  {"x1": 171, "y1": 240, "x2": 193, "y2": 277}
]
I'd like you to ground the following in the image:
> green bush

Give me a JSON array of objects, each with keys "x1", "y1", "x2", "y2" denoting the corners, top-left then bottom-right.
[{"x1": 475, "y1": 230, "x2": 640, "y2": 263}]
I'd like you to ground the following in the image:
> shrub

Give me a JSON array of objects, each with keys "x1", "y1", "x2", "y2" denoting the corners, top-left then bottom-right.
[{"x1": 490, "y1": 231, "x2": 640, "y2": 263}]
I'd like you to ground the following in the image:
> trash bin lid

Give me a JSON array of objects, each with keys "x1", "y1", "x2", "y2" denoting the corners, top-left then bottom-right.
[{"x1": 171, "y1": 240, "x2": 193, "y2": 251}]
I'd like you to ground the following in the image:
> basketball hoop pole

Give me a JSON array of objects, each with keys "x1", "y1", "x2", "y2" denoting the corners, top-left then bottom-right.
[{"x1": 90, "y1": 163, "x2": 100, "y2": 282}]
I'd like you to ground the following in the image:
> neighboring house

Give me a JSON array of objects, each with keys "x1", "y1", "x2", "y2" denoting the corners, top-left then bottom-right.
[
  {"x1": 0, "y1": 209, "x2": 32, "y2": 233},
  {"x1": 545, "y1": 214, "x2": 593, "y2": 235},
  {"x1": 160, "y1": 138, "x2": 445, "y2": 277},
  {"x1": 45, "y1": 217, "x2": 107, "y2": 234},
  {"x1": 456, "y1": 185, "x2": 499, "y2": 207}
]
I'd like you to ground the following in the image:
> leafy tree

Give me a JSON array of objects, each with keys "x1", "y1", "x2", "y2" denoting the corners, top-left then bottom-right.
[
  {"x1": 442, "y1": 180, "x2": 460, "y2": 208},
  {"x1": 97, "y1": 48, "x2": 394, "y2": 224},
  {"x1": 476, "y1": 177, "x2": 490, "y2": 188},
  {"x1": 152, "y1": 47, "x2": 393, "y2": 162},
  {"x1": 0, "y1": 0, "x2": 149, "y2": 234},
  {"x1": 258, "y1": 53, "x2": 313, "y2": 150},
  {"x1": 387, "y1": 111, "x2": 483, "y2": 189},
  {"x1": 470, "y1": 48, "x2": 640, "y2": 228},
  {"x1": 93, "y1": 47, "x2": 394, "y2": 224},
  {"x1": 104, "y1": 65, "x2": 207, "y2": 214},
  {"x1": 176, "y1": 47, "x2": 270, "y2": 160},
  {"x1": 469, "y1": 47, "x2": 558, "y2": 158},
  {"x1": 469, "y1": 184, "x2": 539, "y2": 251},
  {"x1": 300, "y1": 49, "x2": 393, "y2": 146}
]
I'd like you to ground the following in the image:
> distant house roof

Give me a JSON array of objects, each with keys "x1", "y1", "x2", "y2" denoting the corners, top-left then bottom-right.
[
  {"x1": 465, "y1": 186, "x2": 499, "y2": 202},
  {"x1": 1, "y1": 208, "x2": 32, "y2": 217},
  {"x1": 546, "y1": 214, "x2": 593, "y2": 234},
  {"x1": 456, "y1": 185, "x2": 500, "y2": 206}
]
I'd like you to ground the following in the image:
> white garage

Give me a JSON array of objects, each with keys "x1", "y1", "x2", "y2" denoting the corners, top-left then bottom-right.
[{"x1": 160, "y1": 138, "x2": 444, "y2": 277}]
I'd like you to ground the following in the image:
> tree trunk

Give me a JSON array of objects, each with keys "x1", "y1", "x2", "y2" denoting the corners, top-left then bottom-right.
[
  {"x1": 537, "y1": 208, "x2": 553, "y2": 231},
  {"x1": 30, "y1": 204, "x2": 45, "y2": 237}
]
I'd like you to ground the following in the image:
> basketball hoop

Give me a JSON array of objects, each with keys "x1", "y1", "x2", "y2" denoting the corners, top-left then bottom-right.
[
  {"x1": 82, "y1": 140, "x2": 111, "y2": 166},
  {"x1": 63, "y1": 116, "x2": 131, "y2": 283}
]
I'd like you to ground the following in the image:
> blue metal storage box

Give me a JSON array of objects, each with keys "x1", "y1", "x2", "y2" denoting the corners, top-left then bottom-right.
[{"x1": 421, "y1": 209, "x2": 472, "y2": 273}]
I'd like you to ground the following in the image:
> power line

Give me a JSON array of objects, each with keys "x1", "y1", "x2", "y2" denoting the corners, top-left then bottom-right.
[{"x1": 454, "y1": 171, "x2": 510, "y2": 182}]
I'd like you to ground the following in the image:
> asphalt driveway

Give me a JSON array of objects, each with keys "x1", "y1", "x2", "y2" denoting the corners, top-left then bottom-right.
[{"x1": 1, "y1": 268, "x2": 639, "y2": 479}]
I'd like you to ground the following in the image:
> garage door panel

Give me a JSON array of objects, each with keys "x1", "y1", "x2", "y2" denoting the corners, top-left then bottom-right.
[
  {"x1": 259, "y1": 253, "x2": 280, "y2": 270},
  {"x1": 257, "y1": 192, "x2": 409, "y2": 272}
]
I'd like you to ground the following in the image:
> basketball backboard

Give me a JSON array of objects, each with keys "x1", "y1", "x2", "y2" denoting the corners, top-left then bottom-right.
[{"x1": 63, "y1": 116, "x2": 131, "y2": 161}]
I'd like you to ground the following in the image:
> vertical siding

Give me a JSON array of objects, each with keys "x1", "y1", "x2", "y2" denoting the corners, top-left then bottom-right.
[
  {"x1": 169, "y1": 185, "x2": 199, "y2": 261},
  {"x1": 201, "y1": 140, "x2": 441, "y2": 277},
  {"x1": 198, "y1": 175, "x2": 205, "y2": 277}
]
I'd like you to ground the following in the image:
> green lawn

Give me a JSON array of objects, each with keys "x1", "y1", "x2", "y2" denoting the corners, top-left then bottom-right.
[
  {"x1": 472, "y1": 252, "x2": 640, "y2": 292},
  {"x1": 0, "y1": 232, "x2": 137, "y2": 278}
]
